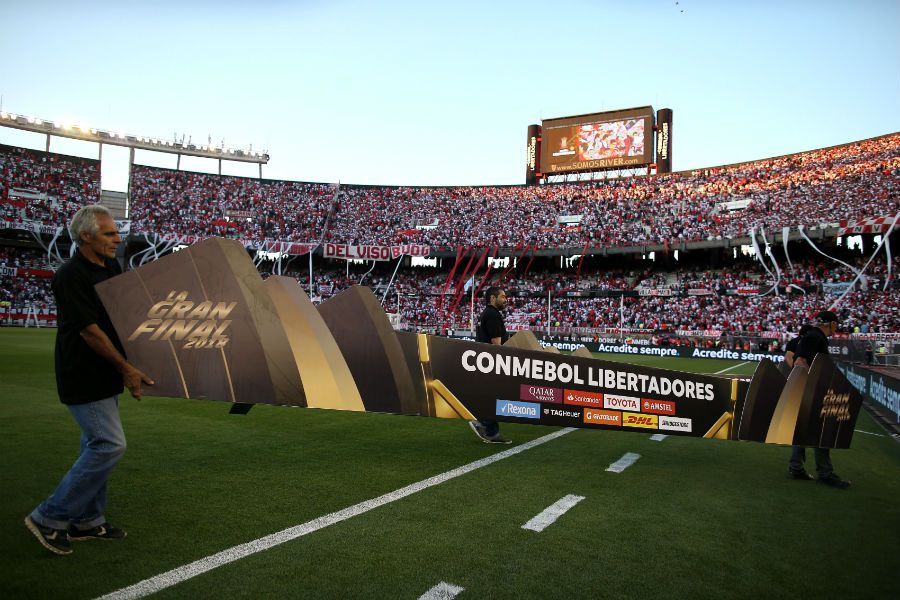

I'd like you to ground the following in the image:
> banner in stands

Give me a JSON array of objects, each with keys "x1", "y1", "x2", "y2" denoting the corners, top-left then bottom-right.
[
  {"x1": 538, "y1": 339, "x2": 787, "y2": 363},
  {"x1": 837, "y1": 215, "x2": 897, "y2": 236},
  {"x1": 4, "y1": 220, "x2": 63, "y2": 235},
  {"x1": 115, "y1": 220, "x2": 131, "y2": 236},
  {"x1": 323, "y1": 243, "x2": 431, "y2": 261},
  {"x1": 152, "y1": 233, "x2": 317, "y2": 256},
  {"x1": 0, "y1": 266, "x2": 16, "y2": 277},
  {"x1": 95, "y1": 237, "x2": 861, "y2": 449}
]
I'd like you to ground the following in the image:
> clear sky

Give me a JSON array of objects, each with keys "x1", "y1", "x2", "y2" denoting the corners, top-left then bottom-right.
[{"x1": 1, "y1": 0, "x2": 898, "y2": 192}]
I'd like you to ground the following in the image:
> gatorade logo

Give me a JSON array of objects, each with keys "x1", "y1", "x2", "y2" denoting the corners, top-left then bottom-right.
[{"x1": 583, "y1": 408, "x2": 622, "y2": 426}]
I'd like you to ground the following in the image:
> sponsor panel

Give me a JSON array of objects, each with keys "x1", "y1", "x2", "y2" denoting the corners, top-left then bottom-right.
[
  {"x1": 641, "y1": 398, "x2": 676, "y2": 415},
  {"x1": 622, "y1": 412, "x2": 658, "y2": 429},
  {"x1": 659, "y1": 415, "x2": 692, "y2": 433},
  {"x1": 520, "y1": 384, "x2": 563, "y2": 404},
  {"x1": 604, "y1": 394, "x2": 641, "y2": 411},
  {"x1": 583, "y1": 408, "x2": 622, "y2": 426},
  {"x1": 496, "y1": 399, "x2": 540, "y2": 420},
  {"x1": 563, "y1": 389, "x2": 604, "y2": 407},
  {"x1": 542, "y1": 406, "x2": 582, "y2": 422}
]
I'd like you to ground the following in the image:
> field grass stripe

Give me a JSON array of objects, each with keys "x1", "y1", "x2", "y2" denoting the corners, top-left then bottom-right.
[
  {"x1": 714, "y1": 361, "x2": 752, "y2": 374},
  {"x1": 522, "y1": 494, "x2": 586, "y2": 532},
  {"x1": 96, "y1": 427, "x2": 577, "y2": 600},
  {"x1": 854, "y1": 429, "x2": 885, "y2": 437},
  {"x1": 418, "y1": 581, "x2": 465, "y2": 599},
  {"x1": 606, "y1": 452, "x2": 641, "y2": 473}
]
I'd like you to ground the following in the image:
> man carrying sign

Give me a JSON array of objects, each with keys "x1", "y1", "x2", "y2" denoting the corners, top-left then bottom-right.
[{"x1": 25, "y1": 205, "x2": 154, "y2": 555}]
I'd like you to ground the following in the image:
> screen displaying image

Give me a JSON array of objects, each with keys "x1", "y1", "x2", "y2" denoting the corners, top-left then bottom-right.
[
  {"x1": 577, "y1": 119, "x2": 644, "y2": 160},
  {"x1": 541, "y1": 107, "x2": 654, "y2": 173}
]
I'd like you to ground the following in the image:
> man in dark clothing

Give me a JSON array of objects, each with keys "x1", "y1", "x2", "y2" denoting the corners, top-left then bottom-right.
[
  {"x1": 25, "y1": 205, "x2": 154, "y2": 555},
  {"x1": 786, "y1": 310, "x2": 851, "y2": 489},
  {"x1": 783, "y1": 324, "x2": 813, "y2": 369},
  {"x1": 469, "y1": 286, "x2": 512, "y2": 444}
]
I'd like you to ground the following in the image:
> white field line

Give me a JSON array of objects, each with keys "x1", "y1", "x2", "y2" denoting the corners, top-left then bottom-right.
[
  {"x1": 854, "y1": 429, "x2": 885, "y2": 437},
  {"x1": 714, "y1": 361, "x2": 752, "y2": 375},
  {"x1": 606, "y1": 452, "x2": 641, "y2": 473},
  {"x1": 95, "y1": 427, "x2": 577, "y2": 600},
  {"x1": 521, "y1": 494, "x2": 586, "y2": 532},
  {"x1": 649, "y1": 434, "x2": 668, "y2": 442},
  {"x1": 418, "y1": 581, "x2": 465, "y2": 600}
]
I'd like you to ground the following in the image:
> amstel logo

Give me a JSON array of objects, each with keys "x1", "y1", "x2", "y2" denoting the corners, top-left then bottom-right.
[
  {"x1": 622, "y1": 412, "x2": 658, "y2": 429},
  {"x1": 641, "y1": 399, "x2": 676, "y2": 415}
]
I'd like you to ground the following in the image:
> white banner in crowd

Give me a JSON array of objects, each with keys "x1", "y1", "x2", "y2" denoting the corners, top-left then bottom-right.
[
  {"x1": 323, "y1": 243, "x2": 431, "y2": 261},
  {"x1": 153, "y1": 233, "x2": 317, "y2": 256}
]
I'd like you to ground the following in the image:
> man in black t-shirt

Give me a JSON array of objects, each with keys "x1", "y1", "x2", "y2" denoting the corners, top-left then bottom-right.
[
  {"x1": 783, "y1": 324, "x2": 813, "y2": 371},
  {"x1": 25, "y1": 205, "x2": 154, "y2": 555},
  {"x1": 786, "y1": 310, "x2": 851, "y2": 489},
  {"x1": 469, "y1": 286, "x2": 512, "y2": 444}
]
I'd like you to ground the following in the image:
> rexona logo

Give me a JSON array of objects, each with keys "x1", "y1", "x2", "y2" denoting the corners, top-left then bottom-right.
[
  {"x1": 622, "y1": 412, "x2": 658, "y2": 429},
  {"x1": 604, "y1": 394, "x2": 641, "y2": 411},
  {"x1": 583, "y1": 408, "x2": 622, "y2": 426},
  {"x1": 641, "y1": 399, "x2": 676, "y2": 415},
  {"x1": 496, "y1": 400, "x2": 540, "y2": 420},
  {"x1": 127, "y1": 291, "x2": 237, "y2": 350},
  {"x1": 658, "y1": 416, "x2": 692, "y2": 433},
  {"x1": 520, "y1": 384, "x2": 563, "y2": 404},
  {"x1": 563, "y1": 389, "x2": 604, "y2": 407}
]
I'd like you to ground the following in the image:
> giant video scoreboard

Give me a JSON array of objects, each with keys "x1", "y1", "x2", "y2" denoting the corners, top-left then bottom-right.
[{"x1": 526, "y1": 106, "x2": 673, "y2": 184}]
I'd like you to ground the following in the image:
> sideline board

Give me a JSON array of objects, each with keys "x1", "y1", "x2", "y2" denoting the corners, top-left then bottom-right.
[{"x1": 96, "y1": 238, "x2": 862, "y2": 448}]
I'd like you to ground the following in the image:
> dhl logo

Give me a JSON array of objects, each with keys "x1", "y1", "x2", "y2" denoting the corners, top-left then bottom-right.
[{"x1": 622, "y1": 412, "x2": 658, "y2": 429}]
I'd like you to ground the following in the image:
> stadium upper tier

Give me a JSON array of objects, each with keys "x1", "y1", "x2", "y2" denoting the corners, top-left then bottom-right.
[
  {"x1": 132, "y1": 132, "x2": 900, "y2": 250},
  {"x1": 0, "y1": 144, "x2": 100, "y2": 227},
  {"x1": 1, "y1": 134, "x2": 899, "y2": 250}
]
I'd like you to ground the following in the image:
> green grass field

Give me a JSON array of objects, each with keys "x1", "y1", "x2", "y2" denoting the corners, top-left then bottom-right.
[{"x1": 2, "y1": 328, "x2": 899, "y2": 599}]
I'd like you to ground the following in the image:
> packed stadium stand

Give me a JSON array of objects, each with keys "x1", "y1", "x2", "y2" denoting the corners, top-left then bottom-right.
[
  {"x1": 0, "y1": 143, "x2": 100, "y2": 229},
  {"x1": 2, "y1": 133, "x2": 898, "y2": 340},
  {"x1": 122, "y1": 133, "x2": 900, "y2": 249}
]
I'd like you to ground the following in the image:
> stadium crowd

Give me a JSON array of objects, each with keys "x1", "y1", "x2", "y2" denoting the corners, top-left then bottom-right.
[
  {"x1": 261, "y1": 253, "x2": 899, "y2": 335},
  {"x1": 0, "y1": 144, "x2": 100, "y2": 228},
  {"x1": 1, "y1": 134, "x2": 898, "y2": 335},
  {"x1": 128, "y1": 166, "x2": 336, "y2": 243},
  {"x1": 324, "y1": 133, "x2": 899, "y2": 248}
]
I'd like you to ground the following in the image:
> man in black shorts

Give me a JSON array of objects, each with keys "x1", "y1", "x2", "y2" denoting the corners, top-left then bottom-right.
[
  {"x1": 786, "y1": 310, "x2": 851, "y2": 489},
  {"x1": 469, "y1": 286, "x2": 512, "y2": 444}
]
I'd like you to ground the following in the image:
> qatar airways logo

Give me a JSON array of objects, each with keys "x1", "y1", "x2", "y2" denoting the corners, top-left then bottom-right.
[{"x1": 520, "y1": 384, "x2": 562, "y2": 404}]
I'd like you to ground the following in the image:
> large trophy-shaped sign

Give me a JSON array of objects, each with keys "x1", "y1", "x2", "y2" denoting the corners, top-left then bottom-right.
[{"x1": 96, "y1": 238, "x2": 862, "y2": 448}]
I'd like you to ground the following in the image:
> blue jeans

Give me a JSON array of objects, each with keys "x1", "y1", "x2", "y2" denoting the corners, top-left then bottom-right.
[
  {"x1": 789, "y1": 446, "x2": 833, "y2": 479},
  {"x1": 31, "y1": 396, "x2": 126, "y2": 530}
]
